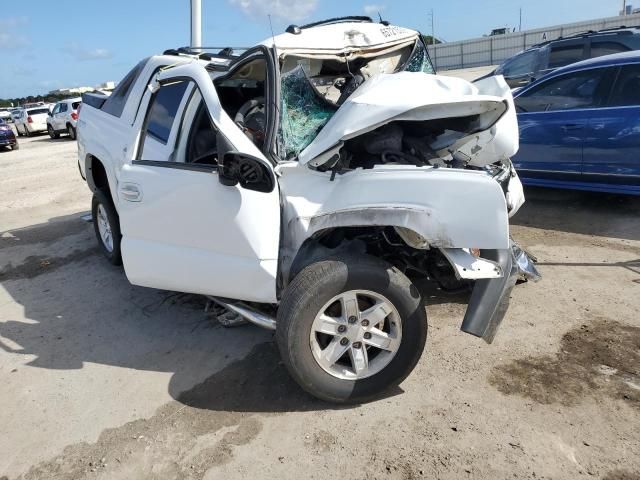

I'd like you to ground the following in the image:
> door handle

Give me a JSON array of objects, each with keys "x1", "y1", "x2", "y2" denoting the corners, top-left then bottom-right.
[
  {"x1": 561, "y1": 124, "x2": 584, "y2": 131},
  {"x1": 119, "y1": 183, "x2": 142, "y2": 202}
]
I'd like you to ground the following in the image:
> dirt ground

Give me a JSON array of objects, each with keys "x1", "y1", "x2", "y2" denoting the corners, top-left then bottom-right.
[{"x1": 1, "y1": 134, "x2": 639, "y2": 480}]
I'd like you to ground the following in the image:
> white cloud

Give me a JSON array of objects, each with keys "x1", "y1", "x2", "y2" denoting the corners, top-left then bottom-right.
[
  {"x1": 363, "y1": 4, "x2": 385, "y2": 17},
  {"x1": 0, "y1": 17, "x2": 30, "y2": 49},
  {"x1": 62, "y1": 43, "x2": 113, "y2": 61},
  {"x1": 229, "y1": 0, "x2": 317, "y2": 22}
]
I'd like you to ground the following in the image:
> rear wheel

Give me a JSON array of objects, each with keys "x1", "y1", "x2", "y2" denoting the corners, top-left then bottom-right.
[
  {"x1": 47, "y1": 124, "x2": 59, "y2": 139},
  {"x1": 276, "y1": 255, "x2": 427, "y2": 404},
  {"x1": 92, "y1": 190, "x2": 122, "y2": 265},
  {"x1": 67, "y1": 124, "x2": 76, "y2": 140},
  {"x1": 24, "y1": 126, "x2": 31, "y2": 137}
]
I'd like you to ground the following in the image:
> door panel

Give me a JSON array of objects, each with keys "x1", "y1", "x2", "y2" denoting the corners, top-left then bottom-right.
[
  {"x1": 118, "y1": 61, "x2": 281, "y2": 303},
  {"x1": 118, "y1": 163, "x2": 280, "y2": 302},
  {"x1": 583, "y1": 107, "x2": 640, "y2": 185},
  {"x1": 513, "y1": 110, "x2": 587, "y2": 179}
]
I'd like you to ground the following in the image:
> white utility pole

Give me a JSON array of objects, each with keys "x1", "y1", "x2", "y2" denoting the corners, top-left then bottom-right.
[{"x1": 191, "y1": 0, "x2": 202, "y2": 50}]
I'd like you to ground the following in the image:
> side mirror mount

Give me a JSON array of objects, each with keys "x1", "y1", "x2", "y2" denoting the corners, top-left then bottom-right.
[
  {"x1": 48, "y1": 111, "x2": 53, "y2": 117},
  {"x1": 219, "y1": 151, "x2": 275, "y2": 193}
]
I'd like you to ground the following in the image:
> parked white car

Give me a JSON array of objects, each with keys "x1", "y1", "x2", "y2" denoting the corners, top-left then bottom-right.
[
  {"x1": 0, "y1": 108, "x2": 12, "y2": 122},
  {"x1": 77, "y1": 17, "x2": 539, "y2": 403},
  {"x1": 14, "y1": 106, "x2": 50, "y2": 136},
  {"x1": 47, "y1": 97, "x2": 81, "y2": 139}
]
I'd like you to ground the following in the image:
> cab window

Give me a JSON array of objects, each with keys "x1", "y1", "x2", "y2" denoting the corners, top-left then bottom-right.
[
  {"x1": 548, "y1": 42, "x2": 585, "y2": 69},
  {"x1": 139, "y1": 80, "x2": 191, "y2": 160},
  {"x1": 515, "y1": 67, "x2": 611, "y2": 112}
]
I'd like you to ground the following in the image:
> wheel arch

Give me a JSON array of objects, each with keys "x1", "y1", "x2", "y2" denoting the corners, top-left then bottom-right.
[
  {"x1": 280, "y1": 209, "x2": 436, "y2": 290},
  {"x1": 85, "y1": 154, "x2": 117, "y2": 207}
]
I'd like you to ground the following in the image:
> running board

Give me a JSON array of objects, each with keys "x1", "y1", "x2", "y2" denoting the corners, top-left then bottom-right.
[{"x1": 205, "y1": 296, "x2": 276, "y2": 330}]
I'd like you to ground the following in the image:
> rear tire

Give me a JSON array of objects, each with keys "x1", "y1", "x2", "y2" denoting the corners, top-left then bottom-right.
[
  {"x1": 24, "y1": 126, "x2": 31, "y2": 137},
  {"x1": 92, "y1": 190, "x2": 122, "y2": 265},
  {"x1": 67, "y1": 124, "x2": 76, "y2": 140},
  {"x1": 276, "y1": 254, "x2": 427, "y2": 404},
  {"x1": 47, "y1": 124, "x2": 59, "y2": 139}
]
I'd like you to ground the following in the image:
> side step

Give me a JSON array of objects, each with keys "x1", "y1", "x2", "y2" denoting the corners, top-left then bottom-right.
[{"x1": 206, "y1": 296, "x2": 276, "y2": 330}]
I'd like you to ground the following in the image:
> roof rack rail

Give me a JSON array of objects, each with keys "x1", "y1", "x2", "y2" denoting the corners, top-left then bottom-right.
[
  {"x1": 537, "y1": 25, "x2": 640, "y2": 45},
  {"x1": 163, "y1": 46, "x2": 251, "y2": 61},
  {"x1": 285, "y1": 15, "x2": 373, "y2": 34}
]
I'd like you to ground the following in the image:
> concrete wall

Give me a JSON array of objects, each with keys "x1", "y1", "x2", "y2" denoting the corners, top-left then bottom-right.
[{"x1": 428, "y1": 13, "x2": 640, "y2": 71}]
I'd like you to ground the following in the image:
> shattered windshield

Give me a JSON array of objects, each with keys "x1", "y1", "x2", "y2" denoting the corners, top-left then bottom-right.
[
  {"x1": 278, "y1": 65, "x2": 338, "y2": 160},
  {"x1": 402, "y1": 40, "x2": 435, "y2": 74}
]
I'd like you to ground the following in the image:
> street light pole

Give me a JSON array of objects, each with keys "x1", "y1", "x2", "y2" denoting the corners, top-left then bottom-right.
[{"x1": 191, "y1": 0, "x2": 202, "y2": 50}]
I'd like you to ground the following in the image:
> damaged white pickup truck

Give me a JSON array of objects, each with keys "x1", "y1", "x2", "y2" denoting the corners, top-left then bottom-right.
[{"x1": 77, "y1": 16, "x2": 539, "y2": 403}]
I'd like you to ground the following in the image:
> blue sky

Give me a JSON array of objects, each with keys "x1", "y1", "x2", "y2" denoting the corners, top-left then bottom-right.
[{"x1": 0, "y1": 0, "x2": 623, "y2": 98}]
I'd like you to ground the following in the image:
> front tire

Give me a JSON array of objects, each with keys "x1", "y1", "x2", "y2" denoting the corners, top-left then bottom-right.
[
  {"x1": 276, "y1": 255, "x2": 427, "y2": 404},
  {"x1": 11, "y1": 143, "x2": 19, "y2": 150},
  {"x1": 92, "y1": 190, "x2": 122, "y2": 265}
]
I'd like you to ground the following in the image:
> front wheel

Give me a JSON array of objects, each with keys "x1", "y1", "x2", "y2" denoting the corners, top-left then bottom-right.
[
  {"x1": 92, "y1": 190, "x2": 122, "y2": 265},
  {"x1": 276, "y1": 255, "x2": 427, "y2": 404}
]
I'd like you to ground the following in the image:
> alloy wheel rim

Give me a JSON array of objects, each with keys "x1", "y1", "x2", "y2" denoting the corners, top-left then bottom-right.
[
  {"x1": 96, "y1": 204, "x2": 113, "y2": 252},
  {"x1": 309, "y1": 289, "x2": 402, "y2": 380}
]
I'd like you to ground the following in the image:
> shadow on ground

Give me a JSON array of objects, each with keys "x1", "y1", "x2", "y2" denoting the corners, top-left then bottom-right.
[
  {"x1": 1, "y1": 213, "x2": 404, "y2": 416},
  {"x1": 513, "y1": 186, "x2": 640, "y2": 241}
]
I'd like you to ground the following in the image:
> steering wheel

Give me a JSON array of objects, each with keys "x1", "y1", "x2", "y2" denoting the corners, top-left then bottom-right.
[{"x1": 234, "y1": 96, "x2": 266, "y2": 144}]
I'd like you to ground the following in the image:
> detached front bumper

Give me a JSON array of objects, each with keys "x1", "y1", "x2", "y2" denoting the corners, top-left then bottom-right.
[{"x1": 460, "y1": 241, "x2": 540, "y2": 343}]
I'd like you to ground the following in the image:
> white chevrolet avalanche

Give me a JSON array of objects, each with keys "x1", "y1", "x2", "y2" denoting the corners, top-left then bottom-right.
[{"x1": 77, "y1": 17, "x2": 539, "y2": 403}]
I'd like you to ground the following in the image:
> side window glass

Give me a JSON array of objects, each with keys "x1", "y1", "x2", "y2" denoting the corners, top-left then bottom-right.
[
  {"x1": 52, "y1": 104, "x2": 60, "y2": 114},
  {"x1": 516, "y1": 68, "x2": 608, "y2": 112},
  {"x1": 591, "y1": 41, "x2": 630, "y2": 58},
  {"x1": 60, "y1": 103, "x2": 68, "y2": 113},
  {"x1": 144, "y1": 80, "x2": 190, "y2": 144},
  {"x1": 608, "y1": 64, "x2": 640, "y2": 107},
  {"x1": 102, "y1": 58, "x2": 147, "y2": 118},
  {"x1": 501, "y1": 50, "x2": 537, "y2": 78},
  {"x1": 548, "y1": 44, "x2": 584, "y2": 69}
]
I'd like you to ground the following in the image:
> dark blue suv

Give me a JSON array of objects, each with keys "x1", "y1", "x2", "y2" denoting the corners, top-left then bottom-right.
[
  {"x1": 0, "y1": 118, "x2": 18, "y2": 151},
  {"x1": 512, "y1": 51, "x2": 640, "y2": 196}
]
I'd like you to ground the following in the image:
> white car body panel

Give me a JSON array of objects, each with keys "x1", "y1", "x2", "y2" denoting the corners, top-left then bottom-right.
[
  {"x1": 116, "y1": 63, "x2": 281, "y2": 303},
  {"x1": 118, "y1": 164, "x2": 280, "y2": 302},
  {"x1": 277, "y1": 162, "x2": 510, "y2": 255},
  {"x1": 299, "y1": 73, "x2": 517, "y2": 168},
  {"x1": 77, "y1": 28, "x2": 525, "y2": 306}
]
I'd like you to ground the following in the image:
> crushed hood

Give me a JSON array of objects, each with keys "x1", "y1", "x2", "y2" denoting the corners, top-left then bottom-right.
[
  {"x1": 298, "y1": 72, "x2": 519, "y2": 168},
  {"x1": 262, "y1": 22, "x2": 419, "y2": 58}
]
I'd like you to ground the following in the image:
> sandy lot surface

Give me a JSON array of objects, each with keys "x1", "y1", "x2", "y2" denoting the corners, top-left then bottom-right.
[{"x1": 1, "y1": 135, "x2": 639, "y2": 480}]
